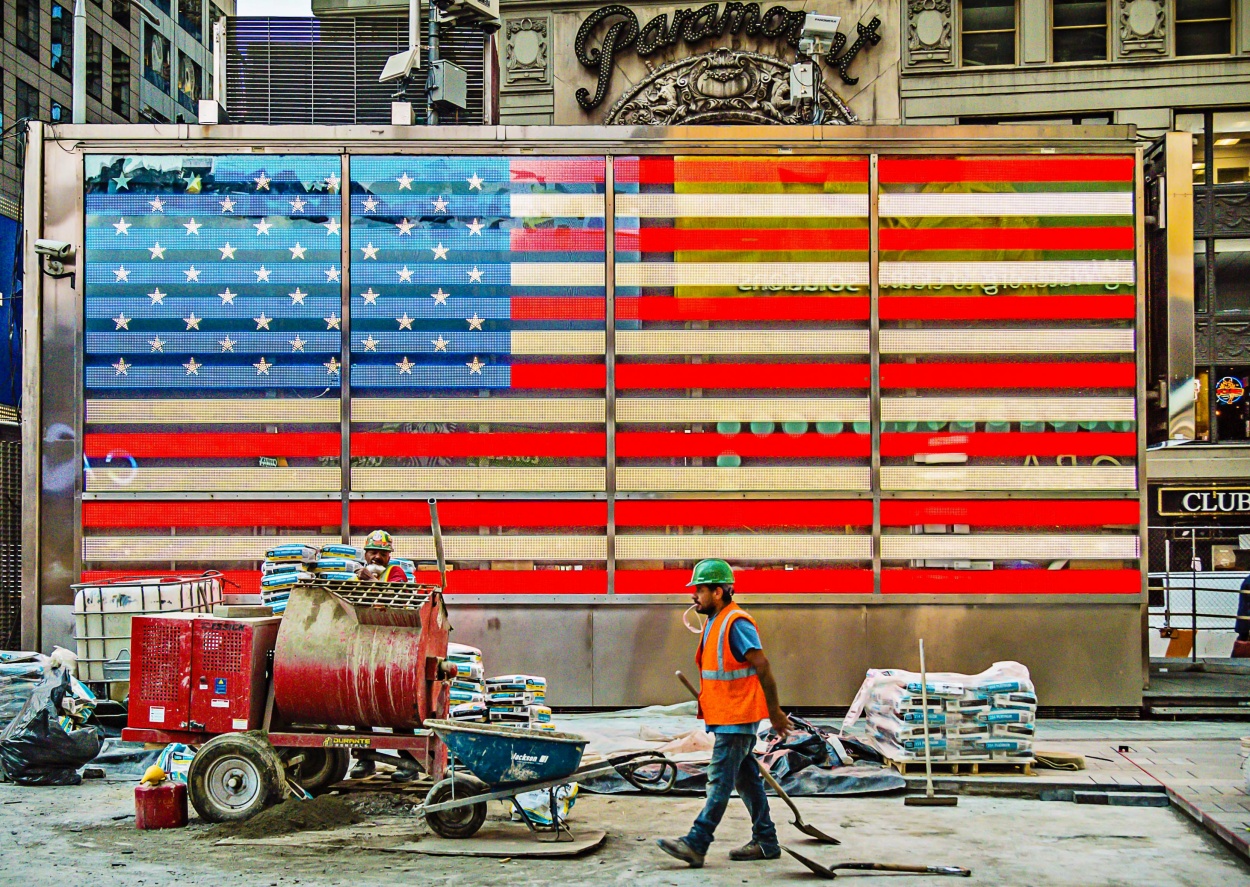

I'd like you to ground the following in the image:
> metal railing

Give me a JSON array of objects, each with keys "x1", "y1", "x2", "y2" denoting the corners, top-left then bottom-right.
[{"x1": 1147, "y1": 525, "x2": 1247, "y2": 659}]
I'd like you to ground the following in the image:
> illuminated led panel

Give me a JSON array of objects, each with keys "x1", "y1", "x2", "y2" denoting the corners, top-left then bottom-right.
[
  {"x1": 351, "y1": 467, "x2": 606, "y2": 492},
  {"x1": 882, "y1": 397, "x2": 1135, "y2": 423},
  {"x1": 617, "y1": 398, "x2": 870, "y2": 423},
  {"x1": 352, "y1": 398, "x2": 605, "y2": 424},
  {"x1": 881, "y1": 466, "x2": 1138, "y2": 491},
  {"x1": 616, "y1": 535, "x2": 872, "y2": 560},
  {"x1": 617, "y1": 330, "x2": 868, "y2": 356},
  {"x1": 347, "y1": 535, "x2": 606, "y2": 561},
  {"x1": 882, "y1": 534, "x2": 1140, "y2": 560},
  {"x1": 617, "y1": 467, "x2": 871, "y2": 492},
  {"x1": 84, "y1": 467, "x2": 341, "y2": 493},
  {"x1": 85, "y1": 399, "x2": 341, "y2": 424},
  {"x1": 880, "y1": 329, "x2": 1135, "y2": 354},
  {"x1": 84, "y1": 536, "x2": 340, "y2": 560}
]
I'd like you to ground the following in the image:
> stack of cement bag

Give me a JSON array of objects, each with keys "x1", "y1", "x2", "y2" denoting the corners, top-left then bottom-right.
[
  {"x1": 261, "y1": 543, "x2": 366, "y2": 613},
  {"x1": 448, "y1": 643, "x2": 487, "y2": 722},
  {"x1": 845, "y1": 661, "x2": 1036, "y2": 763},
  {"x1": 487, "y1": 675, "x2": 552, "y2": 731}
]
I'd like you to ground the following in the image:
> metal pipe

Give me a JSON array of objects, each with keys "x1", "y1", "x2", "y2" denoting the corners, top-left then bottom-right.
[
  {"x1": 409, "y1": 0, "x2": 419, "y2": 52},
  {"x1": 428, "y1": 498, "x2": 447, "y2": 590},
  {"x1": 72, "y1": 0, "x2": 87, "y2": 124}
]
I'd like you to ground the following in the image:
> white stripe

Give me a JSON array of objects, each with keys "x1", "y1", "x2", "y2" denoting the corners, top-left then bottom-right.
[
  {"x1": 616, "y1": 466, "x2": 871, "y2": 492},
  {"x1": 352, "y1": 467, "x2": 605, "y2": 493},
  {"x1": 616, "y1": 193, "x2": 869, "y2": 218},
  {"x1": 616, "y1": 534, "x2": 871, "y2": 560},
  {"x1": 508, "y1": 194, "x2": 605, "y2": 218},
  {"x1": 84, "y1": 536, "x2": 340, "y2": 561},
  {"x1": 617, "y1": 398, "x2": 869, "y2": 423},
  {"x1": 882, "y1": 396, "x2": 1135, "y2": 422},
  {"x1": 618, "y1": 263, "x2": 869, "y2": 287},
  {"x1": 881, "y1": 329, "x2": 1135, "y2": 354},
  {"x1": 348, "y1": 535, "x2": 606, "y2": 561},
  {"x1": 84, "y1": 467, "x2": 340, "y2": 493},
  {"x1": 351, "y1": 398, "x2": 605, "y2": 423},
  {"x1": 510, "y1": 263, "x2": 605, "y2": 287},
  {"x1": 86, "y1": 399, "x2": 341, "y2": 424},
  {"x1": 881, "y1": 261, "x2": 1135, "y2": 286},
  {"x1": 879, "y1": 192, "x2": 1133, "y2": 217},
  {"x1": 511, "y1": 331, "x2": 605, "y2": 356},
  {"x1": 617, "y1": 330, "x2": 868, "y2": 356},
  {"x1": 881, "y1": 465, "x2": 1138, "y2": 491},
  {"x1": 882, "y1": 534, "x2": 1139, "y2": 560}
]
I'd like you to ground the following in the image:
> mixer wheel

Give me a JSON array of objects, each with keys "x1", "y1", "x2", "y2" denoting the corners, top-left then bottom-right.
[
  {"x1": 280, "y1": 747, "x2": 351, "y2": 795},
  {"x1": 188, "y1": 732, "x2": 283, "y2": 823},
  {"x1": 423, "y1": 777, "x2": 488, "y2": 839}
]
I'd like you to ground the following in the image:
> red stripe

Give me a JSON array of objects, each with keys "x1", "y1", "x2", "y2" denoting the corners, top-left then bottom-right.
[
  {"x1": 81, "y1": 570, "x2": 262, "y2": 594},
  {"x1": 352, "y1": 432, "x2": 606, "y2": 458},
  {"x1": 420, "y1": 570, "x2": 607, "y2": 595},
  {"x1": 511, "y1": 297, "x2": 605, "y2": 321},
  {"x1": 84, "y1": 432, "x2": 340, "y2": 459},
  {"x1": 880, "y1": 499, "x2": 1140, "y2": 527},
  {"x1": 880, "y1": 227, "x2": 1134, "y2": 251},
  {"x1": 616, "y1": 499, "x2": 873, "y2": 527},
  {"x1": 617, "y1": 296, "x2": 870, "y2": 322},
  {"x1": 629, "y1": 156, "x2": 870, "y2": 184},
  {"x1": 83, "y1": 500, "x2": 341, "y2": 528},
  {"x1": 617, "y1": 431, "x2": 872, "y2": 459},
  {"x1": 878, "y1": 295, "x2": 1136, "y2": 321},
  {"x1": 881, "y1": 432, "x2": 1137, "y2": 458},
  {"x1": 878, "y1": 157, "x2": 1135, "y2": 183},
  {"x1": 880, "y1": 363, "x2": 1135, "y2": 389},
  {"x1": 617, "y1": 228, "x2": 869, "y2": 252},
  {"x1": 881, "y1": 569, "x2": 1141, "y2": 595},
  {"x1": 510, "y1": 229, "x2": 605, "y2": 251},
  {"x1": 617, "y1": 363, "x2": 869, "y2": 390},
  {"x1": 616, "y1": 568, "x2": 873, "y2": 594},
  {"x1": 509, "y1": 159, "x2": 605, "y2": 183},
  {"x1": 350, "y1": 500, "x2": 607, "y2": 528},
  {"x1": 510, "y1": 364, "x2": 606, "y2": 389}
]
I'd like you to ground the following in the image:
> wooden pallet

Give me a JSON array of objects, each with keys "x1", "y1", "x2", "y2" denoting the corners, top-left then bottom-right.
[{"x1": 886, "y1": 757, "x2": 1035, "y2": 777}]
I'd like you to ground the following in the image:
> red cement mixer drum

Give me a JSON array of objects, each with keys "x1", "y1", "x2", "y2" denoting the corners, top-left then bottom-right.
[{"x1": 270, "y1": 584, "x2": 451, "y2": 730}]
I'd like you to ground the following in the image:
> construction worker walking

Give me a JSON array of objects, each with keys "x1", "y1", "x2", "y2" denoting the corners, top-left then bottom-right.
[{"x1": 657, "y1": 558, "x2": 793, "y2": 868}]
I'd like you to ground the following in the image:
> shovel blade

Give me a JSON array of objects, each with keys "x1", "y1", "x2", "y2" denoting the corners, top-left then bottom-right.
[
  {"x1": 794, "y1": 820, "x2": 842, "y2": 845},
  {"x1": 783, "y1": 846, "x2": 837, "y2": 879}
]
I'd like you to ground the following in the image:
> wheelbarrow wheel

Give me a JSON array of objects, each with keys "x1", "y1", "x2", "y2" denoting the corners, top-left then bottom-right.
[
  {"x1": 423, "y1": 777, "x2": 487, "y2": 839},
  {"x1": 279, "y1": 747, "x2": 350, "y2": 796},
  {"x1": 188, "y1": 732, "x2": 283, "y2": 823}
]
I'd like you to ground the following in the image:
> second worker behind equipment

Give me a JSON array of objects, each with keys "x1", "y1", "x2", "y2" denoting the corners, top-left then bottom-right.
[{"x1": 356, "y1": 529, "x2": 408, "y2": 583}]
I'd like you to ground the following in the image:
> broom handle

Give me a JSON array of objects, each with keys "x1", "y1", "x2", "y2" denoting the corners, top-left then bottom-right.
[{"x1": 919, "y1": 638, "x2": 933, "y2": 798}]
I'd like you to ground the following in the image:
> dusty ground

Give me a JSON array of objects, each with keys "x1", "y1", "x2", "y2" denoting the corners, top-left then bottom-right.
[{"x1": 2, "y1": 780, "x2": 1248, "y2": 887}]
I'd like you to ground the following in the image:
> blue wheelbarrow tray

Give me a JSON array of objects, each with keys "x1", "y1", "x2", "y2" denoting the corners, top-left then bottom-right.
[{"x1": 426, "y1": 719, "x2": 589, "y2": 788}]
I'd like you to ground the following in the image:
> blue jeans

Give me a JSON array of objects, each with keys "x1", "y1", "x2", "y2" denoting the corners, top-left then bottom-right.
[{"x1": 684, "y1": 733, "x2": 779, "y2": 856}]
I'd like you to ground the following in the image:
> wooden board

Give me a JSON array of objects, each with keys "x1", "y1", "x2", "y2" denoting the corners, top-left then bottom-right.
[
  {"x1": 384, "y1": 826, "x2": 607, "y2": 858},
  {"x1": 887, "y1": 758, "x2": 1035, "y2": 777}
]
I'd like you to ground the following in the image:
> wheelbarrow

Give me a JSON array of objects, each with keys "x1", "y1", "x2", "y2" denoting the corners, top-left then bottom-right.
[{"x1": 420, "y1": 719, "x2": 677, "y2": 840}]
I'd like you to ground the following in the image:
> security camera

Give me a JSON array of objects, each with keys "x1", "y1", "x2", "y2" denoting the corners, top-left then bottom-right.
[
  {"x1": 34, "y1": 239, "x2": 73, "y2": 259},
  {"x1": 799, "y1": 13, "x2": 841, "y2": 57},
  {"x1": 380, "y1": 47, "x2": 422, "y2": 84}
]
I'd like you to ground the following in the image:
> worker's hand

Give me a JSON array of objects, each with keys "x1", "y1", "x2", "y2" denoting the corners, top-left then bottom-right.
[{"x1": 770, "y1": 709, "x2": 793, "y2": 742}]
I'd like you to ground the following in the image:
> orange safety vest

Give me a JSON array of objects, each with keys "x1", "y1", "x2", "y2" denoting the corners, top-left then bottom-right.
[{"x1": 695, "y1": 603, "x2": 770, "y2": 727}]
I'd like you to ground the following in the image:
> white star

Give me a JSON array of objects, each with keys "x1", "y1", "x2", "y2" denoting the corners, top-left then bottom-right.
[
  {"x1": 186, "y1": 174, "x2": 202, "y2": 194},
  {"x1": 466, "y1": 313, "x2": 484, "y2": 330},
  {"x1": 254, "y1": 219, "x2": 272, "y2": 235},
  {"x1": 218, "y1": 243, "x2": 237, "y2": 259},
  {"x1": 255, "y1": 172, "x2": 271, "y2": 190},
  {"x1": 148, "y1": 287, "x2": 166, "y2": 304},
  {"x1": 255, "y1": 266, "x2": 271, "y2": 282},
  {"x1": 218, "y1": 288, "x2": 237, "y2": 304},
  {"x1": 219, "y1": 197, "x2": 235, "y2": 212},
  {"x1": 254, "y1": 356, "x2": 273, "y2": 375},
  {"x1": 431, "y1": 288, "x2": 450, "y2": 305},
  {"x1": 323, "y1": 219, "x2": 341, "y2": 236},
  {"x1": 432, "y1": 243, "x2": 449, "y2": 260},
  {"x1": 467, "y1": 173, "x2": 484, "y2": 191},
  {"x1": 218, "y1": 335, "x2": 236, "y2": 353},
  {"x1": 466, "y1": 356, "x2": 485, "y2": 374},
  {"x1": 432, "y1": 335, "x2": 450, "y2": 352},
  {"x1": 324, "y1": 356, "x2": 341, "y2": 375},
  {"x1": 184, "y1": 313, "x2": 202, "y2": 330},
  {"x1": 325, "y1": 313, "x2": 341, "y2": 330},
  {"x1": 183, "y1": 218, "x2": 202, "y2": 235},
  {"x1": 396, "y1": 218, "x2": 414, "y2": 235},
  {"x1": 148, "y1": 337, "x2": 165, "y2": 353},
  {"x1": 114, "y1": 266, "x2": 130, "y2": 282},
  {"x1": 289, "y1": 288, "x2": 307, "y2": 305},
  {"x1": 325, "y1": 266, "x2": 341, "y2": 282},
  {"x1": 397, "y1": 172, "x2": 413, "y2": 190},
  {"x1": 289, "y1": 243, "x2": 307, "y2": 260},
  {"x1": 113, "y1": 312, "x2": 131, "y2": 330},
  {"x1": 148, "y1": 243, "x2": 166, "y2": 259},
  {"x1": 112, "y1": 171, "x2": 132, "y2": 190},
  {"x1": 184, "y1": 266, "x2": 201, "y2": 282},
  {"x1": 396, "y1": 356, "x2": 415, "y2": 374},
  {"x1": 361, "y1": 243, "x2": 379, "y2": 260},
  {"x1": 183, "y1": 357, "x2": 202, "y2": 375},
  {"x1": 432, "y1": 196, "x2": 449, "y2": 213},
  {"x1": 361, "y1": 335, "x2": 379, "y2": 352},
  {"x1": 148, "y1": 197, "x2": 165, "y2": 212},
  {"x1": 326, "y1": 173, "x2": 340, "y2": 193},
  {"x1": 289, "y1": 336, "x2": 307, "y2": 352},
  {"x1": 466, "y1": 218, "x2": 484, "y2": 236},
  {"x1": 113, "y1": 357, "x2": 131, "y2": 375},
  {"x1": 254, "y1": 313, "x2": 272, "y2": 330},
  {"x1": 467, "y1": 266, "x2": 484, "y2": 283},
  {"x1": 397, "y1": 266, "x2": 414, "y2": 283},
  {"x1": 363, "y1": 196, "x2": 379, "y2": 213},
  {"x1": 113, "y1": 218, "x2": 131, "y2": 235},
  {"x1": 290, "y1": 196, "x2": 307, "y2": 212},
  {"x1": 397, "y1": 313, "x2": 415, "y2": 330}
]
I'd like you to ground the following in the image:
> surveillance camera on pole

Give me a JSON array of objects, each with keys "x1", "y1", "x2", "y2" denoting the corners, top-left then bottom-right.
[{"x1": 792, "y1": 13, "x2": 840, "y2": 125}]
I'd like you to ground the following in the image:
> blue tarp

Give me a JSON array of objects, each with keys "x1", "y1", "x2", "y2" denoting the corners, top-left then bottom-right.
[{"x1": 0, "y1": 214, "x2": 21, "y2": 407}]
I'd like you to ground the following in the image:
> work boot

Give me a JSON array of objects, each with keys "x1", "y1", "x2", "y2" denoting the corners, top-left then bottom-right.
[
  {"x1": 390, "y1": 767, "x2": 418, "y2": 784},
  {"x1": 729, "y1": 841, "x2": 781, "y2": 861},
  {"x1": 349, "y1": 758, "x2": 375, "y2": 779},
  {"x1": 656, "y1": 838, "x2": 704, "y2": 869}
]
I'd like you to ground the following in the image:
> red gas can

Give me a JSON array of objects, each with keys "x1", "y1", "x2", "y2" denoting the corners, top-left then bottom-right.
[{"x1": 135, "y1": 781, "x2": 188, "y2": 829}]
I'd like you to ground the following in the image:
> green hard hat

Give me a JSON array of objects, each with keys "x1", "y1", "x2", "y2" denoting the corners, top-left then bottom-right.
[{"x1": 687, "y1": 558, "x2": 734, "y2": 587}]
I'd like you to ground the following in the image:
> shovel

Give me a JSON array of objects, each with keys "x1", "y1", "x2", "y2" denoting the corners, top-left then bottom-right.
[
  {"x1": 784, "y1": 846, "x2": 972, "y2": 879},
  {"x1": 675, "y1": 670, "x2": 840, "y2": 845}
]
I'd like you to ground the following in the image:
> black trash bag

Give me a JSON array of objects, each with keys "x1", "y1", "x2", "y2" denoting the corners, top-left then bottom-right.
[{"x1": 0, "y1": 670, "x2": 102, "y2": 786}]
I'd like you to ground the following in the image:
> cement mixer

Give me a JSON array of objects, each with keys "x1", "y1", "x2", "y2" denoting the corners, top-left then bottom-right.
[{"x1": 122, "y1": 501, "x2": 457, "y2": 822}]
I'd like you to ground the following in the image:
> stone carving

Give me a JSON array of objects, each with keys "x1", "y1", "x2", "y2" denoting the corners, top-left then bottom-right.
[
  {"x1": 1196, "y1": 320, "x2": 1210, "y2": 364},
  {"x1": 605, "y1": 47, "x2": 857, "y2": 126},
  {"x1": 503, "y1": 15, "x2": 551, "y2": 89},
  {"x1": 1212, "y1": 191, "x2": 1250, "y2": 234},
  {"x1": 1118, "y1": 0, "x2": 1166, "y2": 56},
  {"x1": 1214, "y1": 322, "x2": 1250, "y2": 362},
  {"x1": 906, "y1": 0, "x2": 953, "y2": 67}
]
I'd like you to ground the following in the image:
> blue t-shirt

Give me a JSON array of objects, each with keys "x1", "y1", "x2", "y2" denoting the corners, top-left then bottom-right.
[{"x1": 700, "y1": 615, "x2": 763, "y2": 733}]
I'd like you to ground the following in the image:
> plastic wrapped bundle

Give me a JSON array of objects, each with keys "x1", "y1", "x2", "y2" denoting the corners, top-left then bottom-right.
[
  {"x1": 447, "y1": 644, "x2": 487, "y2": 721},
  {"x1": 0, "y1": 654, "x2": 51, "y2": 726},
  {"x1": 265, "y1": 543, "x2": 318, "y2": 564},
  {"x1": 321, "y1": 544, "x2": 365, "y2": 561}
]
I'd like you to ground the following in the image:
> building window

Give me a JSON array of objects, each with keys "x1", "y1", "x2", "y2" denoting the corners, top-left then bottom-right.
[
  {"x1": 150, "y1": 0, "x2": 172, "y2": 14},
  {"x1": 1052, "y1": 0, "x2": 1106, "y2": 62},
  {"x1": 179, "y1": 0, "x2": 203, "y2": 41},
  {"x1": 15, "y1": 79, "x2": 38, "y2": 122},
  {"x1": 112, "y1": 47, "x2": 132, "y2": 118},
  {"x1": 16, "y1": 0, "x2": 42, "y2": 59},
  {"x1": 145, "y1": 27, "x2": 172, "y2": 93},
  {"x1": 1214, "y1": 240, "x2": 1250, "y2": 314},
  {"x1": 112, "y1": 0, "x2": 131, "y2": 29},
  {"x1": 1177, "y1": 109, "x2": 1250, "y2": 186},
  {"x1": 178, "y1": 54, "x2": 202, "y2": 112},
  {"x1": 1175, "y1": 0, "x2": 1231, "y2": 57},
  {"x1": 88, "y1": 28, "x2": 104, "y2": 102},
  {"x1": 1195, "y1": 242, "x2": 1209, "y2": 314},
  {"x1": 961, "y1": 0, "x2": 1016, "y2": 67}
]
